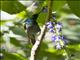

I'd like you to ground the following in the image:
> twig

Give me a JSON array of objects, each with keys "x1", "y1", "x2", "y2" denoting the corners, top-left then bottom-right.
[
  {"x1": 64, "y1": 47, "x2": 71, "y2": 60},
  {"x1": 30, "y1": 0, "x2": 53, "y2": 60}
]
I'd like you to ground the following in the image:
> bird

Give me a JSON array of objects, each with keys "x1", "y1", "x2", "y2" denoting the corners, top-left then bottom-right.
[
  {"x1": 24, "y1": 13, "x2": 41, "y2": 45},
  {"x1": 24, "y1": 6, "x2": 47, "y2": 45}
]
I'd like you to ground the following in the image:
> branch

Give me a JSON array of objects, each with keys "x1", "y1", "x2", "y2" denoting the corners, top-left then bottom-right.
[{"x1": 30, "y1": 0, "x2": 53, "y2": 60}]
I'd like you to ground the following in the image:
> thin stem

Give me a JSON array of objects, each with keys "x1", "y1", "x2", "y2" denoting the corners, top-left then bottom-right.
[
  {"x1": 29, "y1": 0, "x2": 53, "y2": 60},
  {"x1": 63, "y1": 47, "x2": 71, "y2": 60}
]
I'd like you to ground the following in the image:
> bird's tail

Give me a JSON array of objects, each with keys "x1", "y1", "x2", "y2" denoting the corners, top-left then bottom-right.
[{"x1": 27, "y1": 32, "x2": 35, "y2": 45}]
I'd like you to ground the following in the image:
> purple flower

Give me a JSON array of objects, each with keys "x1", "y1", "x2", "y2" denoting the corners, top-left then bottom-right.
[
  {"x1": 58, "y1": 36, "x2": 61, "y2": 39},
  {"x1": 56, "y1": 24, "x2": 62, "y2": 29},
  {"x1": 56, "y1": 43, "x2": 61, "y2": 49},
  {"x1": 51, "y1": 35, "x2": 61, "y2": 42},
  {"x1": 61, "y1": 36, "x2": 68, "y2": 44},
  {"x1": 46, "y1": 22, "x2": 52, "y2": 25},
  {"x1": 55, "y1": 23, "x2": 62, "y2": 32},
  {"x1": 46, "y1": 21, "x2": 66, "y2": 49},
  {"x1": 47, "y1": 24, "x2": 53, "y2": 29},
  {"x1": 51, "y1": 35, "x2": 57, "y2": 41},
  {"x1": 57, "y1": 22, "x2": 62, "y2": 26},
  {"x1": 61, "y1": 35, "x2": 65, "y2": 40},
  {"x1": 56, "y1": 22, "x2": 62, "y2": 29},
  {"x1": 49, "y1": 28, "x2": 54, "y2": 32}
]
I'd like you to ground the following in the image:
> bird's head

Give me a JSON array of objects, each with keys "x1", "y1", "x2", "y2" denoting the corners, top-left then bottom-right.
[
  {"x1": 25, "y1": 18, "x2": 33, "y2": 25},
  {"x1": 24, "y1": 18, "x2": 33, "y2": 29}
]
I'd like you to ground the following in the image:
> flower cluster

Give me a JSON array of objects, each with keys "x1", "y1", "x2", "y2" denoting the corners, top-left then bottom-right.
[{"x1": 46, "y1": 21, "x2": 66, "y2": 49}]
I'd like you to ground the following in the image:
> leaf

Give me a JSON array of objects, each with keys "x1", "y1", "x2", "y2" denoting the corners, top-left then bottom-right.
[
  {"x1": 0, "y1": 20, "x2": 13, "y2": 25},
  {"x1": 67, "y1": 0, "x2": 80, "y2": 17},
  {"x1": 37, "y1": 12, "x2": 47, "y2": 25},
  {"x1": 9, "y1": 26, "x2": 27, "y2": 37},
  {"x1": 37, "y1": 0, "x2": 46, "y2": 1},
  {"x1": 2, "y1": 51, "x2": 27, "y2": 60},
  {"x1": 37, "y1": 0, "x2": 66, "y2": 25},
  {"x1": 1, "y1": 1, "x2": 26, "y2": 14},
  {"x1": 46, "y1": 0, "x2": 66, "y2": 11},
  {"x1": 10, "y1": 37, "x2": 22, "y2": 47},
  {"x1": 52, "y1": 0, "x2": 66, "y2": 11}
]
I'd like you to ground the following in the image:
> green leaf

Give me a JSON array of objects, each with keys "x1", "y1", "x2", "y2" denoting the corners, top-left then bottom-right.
[
  {"x1": 45, "y1": 0, "x2": 66, "y2": 11},
  {"x1": 0, "y1": 31, "x2": 5, "y2": 44},
  {"x1": 52, "y1": 0, "x2": 66, "y2": 11},
  {"x1": 37, "y1": 12, "x2": 47, "y2": 25},
  {"x1": 1, "y1": 1, "x2": 26, "y2": 14},
  {"x1": 9, "y1": 26, "x2": 27, "y2": 37},
  {"x1": 67, "y1": 1, "x2": 80, "y2": 17},
  {"x1": 0, "y1": 20, "x2": 13, "y2": 25},
  {"x1": 37, "y1": 0, "x2": 66, "y2": 25},
  {"x1": 37, "y1": 0, "x2": 46, "y2": 1},
  {"x1": 10, "y1": 37, "x2": 22, "y2": 47},
  {"x1": 2, "y1": 51, "x2": 27, "y2": 60}
]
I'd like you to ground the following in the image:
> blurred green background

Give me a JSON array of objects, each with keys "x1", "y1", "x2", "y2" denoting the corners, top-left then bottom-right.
[{"x1": 0, "y1": 0, "x2": 80, "y2": 60}]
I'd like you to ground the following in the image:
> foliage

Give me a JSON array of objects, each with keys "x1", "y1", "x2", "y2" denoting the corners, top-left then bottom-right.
[
  {"x1": 0, "y1": 0, "x2": 80, "y2": 60},
  {"x1": 0, "y1": 0, "x2": 26, "y2": 14}
]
